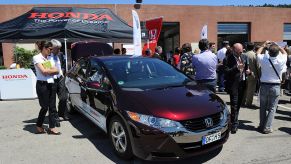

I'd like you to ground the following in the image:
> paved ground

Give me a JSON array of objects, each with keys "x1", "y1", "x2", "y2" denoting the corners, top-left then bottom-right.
[{"x1": 0, "y1": 93, "x2": 291, "y2": 164}]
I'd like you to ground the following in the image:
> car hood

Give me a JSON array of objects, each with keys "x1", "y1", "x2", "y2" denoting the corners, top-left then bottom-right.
[{"x1": 118, "y1": 85, "x2": 225, "y2": 121}]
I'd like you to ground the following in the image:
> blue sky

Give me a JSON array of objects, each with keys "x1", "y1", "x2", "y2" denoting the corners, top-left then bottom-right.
[{"x1": 1, "y1": 0, "x2": 291, "y2": 6}]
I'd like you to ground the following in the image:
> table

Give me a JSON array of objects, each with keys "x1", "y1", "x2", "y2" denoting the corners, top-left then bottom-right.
[{"x1": 0, "y1": 69, "x2": 37, "y2": 100}]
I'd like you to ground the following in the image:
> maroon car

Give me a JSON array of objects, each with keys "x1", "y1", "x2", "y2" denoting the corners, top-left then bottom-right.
[{"x1": 65, "y1": 56, "x2": 230, "y2": 160}]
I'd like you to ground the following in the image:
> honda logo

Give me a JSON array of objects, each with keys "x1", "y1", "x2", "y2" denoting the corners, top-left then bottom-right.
[
  {"x1": 204, "y1": 118, "x2": 213, "y2": 128},
  {"x1": 149, "y1": 29, "x2": 157, "y2": 40}
]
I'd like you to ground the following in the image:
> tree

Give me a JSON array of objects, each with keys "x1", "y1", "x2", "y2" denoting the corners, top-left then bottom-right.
[{"x1": 13, "y1": 46, "x2": 38, "y2": 69}]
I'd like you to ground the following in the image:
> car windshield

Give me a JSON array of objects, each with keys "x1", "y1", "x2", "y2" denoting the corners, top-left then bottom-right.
[{"x1": 103, "y1": 58, "x2": 192, "y2": 90}]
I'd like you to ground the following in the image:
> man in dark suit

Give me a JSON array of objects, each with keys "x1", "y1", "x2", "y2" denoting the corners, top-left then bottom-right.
[{"x1": 224, "y1": 43, "x2": 251, "y2": 134}]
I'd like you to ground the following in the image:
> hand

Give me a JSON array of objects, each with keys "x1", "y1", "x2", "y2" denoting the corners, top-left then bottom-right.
[
  {"x1": 246, "y1": 69, "x2": 251, "y2": 75},
  {"x1": 237, "y1": 63, "x2": 244, "y2": 70},
  {"x1": 263, "y1": 40, "x2": 271, "y2": 47}
]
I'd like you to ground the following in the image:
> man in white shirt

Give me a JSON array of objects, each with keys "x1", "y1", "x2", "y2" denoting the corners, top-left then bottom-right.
[
  {"x1": 49, "y1": 39, "x2": 70, "y2": 121},
  {"x1": 256, "y1": 41, "x2": 287, "y2": 134},
  {"x1": 217, "y1": 41, "x2": 229, "y2": 92}
]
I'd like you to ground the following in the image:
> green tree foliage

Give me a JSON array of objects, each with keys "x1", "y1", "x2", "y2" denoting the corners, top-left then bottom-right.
[
  {"x1": 13, "y1": 46, "x2": 38, "y2": 69},
  {"x1": 249, "y1": 4, "x2": 291, "y2": 8}
]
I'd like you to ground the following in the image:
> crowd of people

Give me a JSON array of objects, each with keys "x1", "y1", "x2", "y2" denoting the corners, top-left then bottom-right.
[{"x1": 149, "y1": 39, "x2": 290, "y2": 135}]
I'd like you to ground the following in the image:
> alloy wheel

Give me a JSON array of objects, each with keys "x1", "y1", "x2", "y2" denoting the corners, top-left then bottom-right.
[{"x1": 111, "y1": 121, "x2": 127, "y2": 153}]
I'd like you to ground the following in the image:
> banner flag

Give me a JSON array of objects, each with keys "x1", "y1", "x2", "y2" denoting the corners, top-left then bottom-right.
[
  {"x1": 200, "y1": 25, "x2": 208, "y2": 39},
  {"x1": 142, "y1": 17, "x2": 163, "y2": 56},
  {"x1": 132, "y1": 10, "x2": 142, "y2": 57}
]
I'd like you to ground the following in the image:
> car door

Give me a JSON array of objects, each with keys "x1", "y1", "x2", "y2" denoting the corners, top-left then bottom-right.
[
  {"x1": 86, "y1": 60, "x2": 103, "y2": 111},
  {"x1": 86, "y1": 59, "x2": 114, "y2": 130},
  {"x1": 66, "y1": 58, "x2": 89, "y2": 110}
]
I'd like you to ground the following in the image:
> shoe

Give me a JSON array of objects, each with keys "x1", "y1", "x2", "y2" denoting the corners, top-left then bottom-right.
[
  {"x1": 231, "y1": 127, "x2": 238, "y2": 134},
  {"x1": 47, "y1": 129, "x2": 61, "y2": 135},
  {"x1": 61, "y1": 115, "x2": 70, "y2": 121},
  {"x1": 55, "y1": 121, "x2": 61, "y2": 127},
  {"x1": 263, "y1": 129, "x2": 273, "y2": 134},
  {"x1": 246, "y1": 104, "x2": 259, "y2": 109},
  {"x1": 36, "y1": 126, "x2": 46, "y2": 134}
]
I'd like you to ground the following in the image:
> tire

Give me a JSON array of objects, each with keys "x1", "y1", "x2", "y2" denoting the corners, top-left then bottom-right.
[{"x1": 109, "y1": 116, "x2": 133, "y2": 160}]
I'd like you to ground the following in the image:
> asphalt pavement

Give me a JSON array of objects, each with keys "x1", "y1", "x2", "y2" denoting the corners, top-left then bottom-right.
[{"x1": 0, "y1": 93, "x2": 291, "y2": 164}]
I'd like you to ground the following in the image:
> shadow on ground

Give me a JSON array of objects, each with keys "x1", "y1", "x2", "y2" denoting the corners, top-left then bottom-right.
[
  {"x1": 276, "y1": 109, "x2": 291, "y2": 116},
  {"x1": 275, "y1": 116, "x2": 291, "y2": 122},
  {"x1": 68, "y1": 113, "x2": 223, "y2": 164},
  {"x1": 278, "y1": 99, "x2": 291, "y2": 105},
  {"x1": 141, "y1": 146, "x2": 222, "y2": 164},
  {"x1": 68, "y1": 113, "x2": 132, "y2": 164},
  {"x1": 238, "y1": 120, "x2": 257, "y2": 132},
  {"x1": 23, "y1": 117, "x2": 49, "y2": 134},
  {"x1": 278, "y1": 127, "x2": 291, "y2": 135}
]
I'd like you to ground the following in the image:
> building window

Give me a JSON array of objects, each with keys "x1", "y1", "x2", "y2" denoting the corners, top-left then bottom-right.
[
  {"x1": 217, "y1": 23, "x2": 250, "y2": 49},
  {"x1": 283, "y1": 23, "x2": 291, "y2": 46}
]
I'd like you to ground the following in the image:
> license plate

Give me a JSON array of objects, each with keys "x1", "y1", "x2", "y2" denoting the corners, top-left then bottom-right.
[{"x1": 202, "y1": 132, "x2": 221, "y2": 145}]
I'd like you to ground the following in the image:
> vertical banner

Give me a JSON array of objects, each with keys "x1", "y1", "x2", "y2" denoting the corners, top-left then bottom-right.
[
  {"x1": 200, "y1": 24, "x2": 208, "y2": 39},
  {"x1": 142, "y1": 17, "x2": 163, "y2": 56},
  {"x1": 132, "y1": 10, "x2": 142, "y2": 57}
]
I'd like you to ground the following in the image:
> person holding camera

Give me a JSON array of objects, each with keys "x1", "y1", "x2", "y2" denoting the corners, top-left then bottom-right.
[{"x1": 256, "y1": 41, "x2": 287, "y2": 134}]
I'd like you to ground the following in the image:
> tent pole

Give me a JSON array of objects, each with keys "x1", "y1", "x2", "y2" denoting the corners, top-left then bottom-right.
[{"x1": 64, "y1": 38, "x2": 68, "y2": 73}]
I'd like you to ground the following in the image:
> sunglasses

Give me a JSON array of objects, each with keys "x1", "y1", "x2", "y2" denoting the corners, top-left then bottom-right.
[{"x1": 47, "y1": 47, "x2": 53, "y2": 51}]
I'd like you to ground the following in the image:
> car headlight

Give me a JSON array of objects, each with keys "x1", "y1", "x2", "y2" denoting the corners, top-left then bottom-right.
[
  {"x1": 222, "y1": 104, "x2": 230, "y2": 121},
  {"x1": 126, "y1": 111, "x2": 181, "y2": 129}
]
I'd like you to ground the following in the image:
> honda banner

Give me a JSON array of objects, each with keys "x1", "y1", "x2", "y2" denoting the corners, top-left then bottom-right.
[
  {"x1": 201, "y1": 24, "x2": 208, "y2": 39},
  {"x1": 142, "y1": 17, "x2": 163, "y2": 56}
]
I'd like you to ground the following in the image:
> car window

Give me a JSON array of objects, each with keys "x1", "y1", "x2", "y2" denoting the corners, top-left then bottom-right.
[
  {"x1": 89, "y1": 59, "x2": 112, "y2": 90},
  {"x1": 88, "y1": 60, "x2": 103, "y2": 83},
  {"x1": 103, "y1": 58, "x2": 191, "y2": 90}
]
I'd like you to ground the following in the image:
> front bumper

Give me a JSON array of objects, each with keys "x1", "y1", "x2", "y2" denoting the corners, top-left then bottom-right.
[{"x1": 128, "y1": 117, "x2": 230, "y2": 161}]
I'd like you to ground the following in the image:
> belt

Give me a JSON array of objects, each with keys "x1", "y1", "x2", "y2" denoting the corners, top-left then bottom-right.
[
  {"x1": 261, "y1": 82, "x2": 281, "y2": 85},
  {"x1": 37, "y1": 80, "x2": 48, "y2": 84},
  {"x1": 55, "y1": 75, "x2": 64, "y2": 80}
]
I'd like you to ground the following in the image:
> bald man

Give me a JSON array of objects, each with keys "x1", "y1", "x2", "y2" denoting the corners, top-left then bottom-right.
[{"x1": 224, "y1": 43, "x2": 251, "y2": 134}]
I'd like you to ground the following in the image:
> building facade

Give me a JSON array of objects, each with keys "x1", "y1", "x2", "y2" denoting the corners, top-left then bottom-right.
[{"x1": 0, "y1": 4, "x2": 291, "y2": 67}]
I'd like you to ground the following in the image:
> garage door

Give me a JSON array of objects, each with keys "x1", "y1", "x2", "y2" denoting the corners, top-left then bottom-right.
[
  {"x1": 284, "y1": 24, "x2": 291, "y2": 40},
  {"x1": 217, "y1": 23, "x2": 249, "y2": 34}
]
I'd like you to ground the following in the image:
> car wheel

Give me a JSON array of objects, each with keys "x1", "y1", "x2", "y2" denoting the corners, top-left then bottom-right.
[{"x1": 109, "y1": 116, "x2": 133, "y2": 160}]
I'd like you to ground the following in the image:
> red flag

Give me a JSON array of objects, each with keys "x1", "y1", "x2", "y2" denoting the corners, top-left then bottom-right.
[{"x1": 142, "y1": 17, "x2": 163, "y2": 56}]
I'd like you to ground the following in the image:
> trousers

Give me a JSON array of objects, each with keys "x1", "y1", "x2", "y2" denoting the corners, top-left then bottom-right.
[
  {"x1": 55, "y1": 76, "x2": 68, "y2": 117},
  {"x1": 229, "y1": 81, "x2": 246, "y2": 129},
  {"x1": 36, "y1": 81, "x2": 58, "y2": 128},
  {"x1": 259, "y1": 84, "x2": 280, "y2": 130}
]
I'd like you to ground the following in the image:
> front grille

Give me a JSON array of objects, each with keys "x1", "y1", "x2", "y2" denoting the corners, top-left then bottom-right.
[{"x1": 179, "y1": 112, "x2": 222, "y2": 132}]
